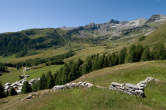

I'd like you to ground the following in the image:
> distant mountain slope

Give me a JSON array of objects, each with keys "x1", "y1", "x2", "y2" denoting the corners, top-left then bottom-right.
[
  {"x1": 140, "y1": 22, "x2": 166, "y2": 46},
  {"x1": 0, "y1": 14, "x2": 165, "y2": 56},
  {"x1": 67, "y1": 14, "x2": 166, "y2": 40},
  {"x1": 0, "y1": 28, "x2": 70, "y2": 56}
]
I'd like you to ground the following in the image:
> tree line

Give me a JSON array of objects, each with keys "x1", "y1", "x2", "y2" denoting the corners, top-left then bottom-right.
[
  {"x1": 30, "y1": 43, "x2": 166, "y2": 92},
  {"x1": 1, "y1": 43, "x2": 166, "y2": 97},
  {"x1": 4, "y1": 51, "x2": 74, "y2": 70}
]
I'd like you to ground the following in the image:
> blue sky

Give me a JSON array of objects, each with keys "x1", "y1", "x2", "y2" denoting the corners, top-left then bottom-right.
[{"x1": 0, "y1": 0, "x2": 165, "y2": 33}]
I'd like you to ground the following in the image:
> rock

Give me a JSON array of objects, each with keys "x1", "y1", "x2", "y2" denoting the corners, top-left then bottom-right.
[
  {"x1": 4, "y1": 78, "x2": 40, "y2": 94},
  {"x1": 109, "y1": 77, "x2": 154, "y2": 97},
  {"x1": 53, "y1": 85, "x2": 66, "y2": 90},
  {"x1": 23, "y1": 92, "x2": 39, "y2": 100},
  {"x1": 125, "y1": 83, "x2": 139, "y2": 90},
  {"x1": 52, "y1": 82, "x2": 94, "y2": 91}
]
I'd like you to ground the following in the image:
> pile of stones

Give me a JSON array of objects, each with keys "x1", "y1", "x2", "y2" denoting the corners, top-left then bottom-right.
[
  {"x1": 109, "y1": 77, "x2": 154, "y2": 97},
  {"x1": 52, "y1": 82, "x2": 94, "y2": 91},
  {"x1": 4, "y1": 78, "x2": 40, "y2": 93}
]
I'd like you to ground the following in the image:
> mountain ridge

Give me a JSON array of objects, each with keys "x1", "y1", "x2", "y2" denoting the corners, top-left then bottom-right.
[{"x1": 0, "y1": 14, "x2": 165, "y2": 56}]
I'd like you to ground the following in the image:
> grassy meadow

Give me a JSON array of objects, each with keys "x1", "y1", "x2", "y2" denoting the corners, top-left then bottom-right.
[
  {"x1": 0, "y1": 61, "x2": 166, "y2": 110},
  {"x1": 0, "y1": 65, "x2": 63, "y2": 84}
]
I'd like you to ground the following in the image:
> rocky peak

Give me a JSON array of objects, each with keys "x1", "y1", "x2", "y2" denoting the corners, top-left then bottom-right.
[
  {"x1": 146, "y1": 14, "x2": 166, "y2": 23},
  {"x1": 128, "y1": 18, "x2": 146, "y2": 27},
  {"x1": 108, "y1": 19, "x2": 120, "y2": 24}
]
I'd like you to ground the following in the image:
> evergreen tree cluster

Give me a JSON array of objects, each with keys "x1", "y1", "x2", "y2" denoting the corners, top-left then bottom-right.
[
  {"x1": 32, "y1": 43, "x2": 166, "y2": 92},
  {"x1": 2, "y1": 43, "x2": 166, "y2": 97},
  {"x1": 3, "y1": 51, "x2": 74, "y2": 70},
  {"x1": 0, "y1": 63, "x2": 8, "y2": 72}
]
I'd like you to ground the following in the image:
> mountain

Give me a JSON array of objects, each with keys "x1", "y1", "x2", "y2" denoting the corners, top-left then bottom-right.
[
  {"x1": 1, "y1": 15, "x2": 166, "y2": 110},
  {"x1": 66, "y1": 14, "x2": 166, "y2": 40},
  {"x1": 146, "y1": 14, "x2": 166, "y2": 24},
  {"x1": 0, "y1": 14, "x2": 165, "y2": 57}
]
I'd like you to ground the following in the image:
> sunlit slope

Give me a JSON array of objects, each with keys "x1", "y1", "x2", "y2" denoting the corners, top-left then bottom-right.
[
  {"x1": 141, "y1": 22, "x2": 166, "y2": 46},
  {"x1": 1, "y1": 61, "x2": 166, "y2": 110}
]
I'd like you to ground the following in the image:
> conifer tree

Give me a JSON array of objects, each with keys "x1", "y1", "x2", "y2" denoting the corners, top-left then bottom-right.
[
  {"x1": 126, "y1": 45, "x2": 136, "y2": 63},
  {"x1": 81, "y1": 56, "x2": 92, "y2": 74},
  {"x1": 9, "y1": 88, "x2": 17, "y2": 96},
  {"x1": 61, "y1": 63, "x2": 70, "y2": 84},
  {"x1": 119, "y1": 47, "x2": 127, "y2": 64},
  {"x1": 22, "y1": 81, "x2": 32, "y2": 93},
  {"x1": 46, "y1": 71, "x2": 55, "y2": 89},
  {"x1": 32, "y1": 81, "x2": 40, "y2": 92},
  {"x1": 151, "y1": 43, "x2": 166, "y2": 60},
  {"x1": 141, "y1": 47, "x2": 151, "y2": 61},
  {"x1": 39, "y1": 74, "x2": 47, "y2": 90},
  {"x1": 103, "y1": 55, "x2": 109, "y2": 67},
  {"x1": 0, "y1": 82, "x2": 6, "y2": 98},
  {"x1": 135, "y1": 45, "x2": 144, "y2": 62}
]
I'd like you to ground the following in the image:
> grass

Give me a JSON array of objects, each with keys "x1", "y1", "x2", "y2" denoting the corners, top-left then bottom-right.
[
  {"x1": 0, "y1": 61, "x2": 166, "y2": 110},
  {"x1": 75, "y1": 61, "x2": 166, "y2": 86},
  {"x1": 0, "y1": 47, "x2": 68, "y2": 63},
  {"x1": 0, "y1": 65, "x2": 63, "y2": 84},
  {"x1": 141, "y1": 22, "x2": 166, "y2": 46}
]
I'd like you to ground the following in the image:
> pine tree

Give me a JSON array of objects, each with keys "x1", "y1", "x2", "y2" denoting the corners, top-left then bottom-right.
[
  {"x1": 0, "y1": 82, "x2": 6, "y2": 98},
  {"x1": 92, "y1": 54, "x2": 99, "y2": 70},
  {"x1": 9, "y1": 88, "x2": 17, "y2": 96},
  {"x1": 46, "y1": 71, "x2": 55, "y2": 89},
  {"x1": 96, "y1": 55, "x2": 104, "y2": 69},
  {"x1": 158, "y1": 44, "x2": 166, "y2": 60},
  {"x1": 61, "y1": 63, "x2": 70, "y2": 84},
  {"x1": 141, "y1": 47, "x2": 151, "y2": 61},
  {"x1": 135, "y1": 45, "x2": 144, "y2": 62},
  {"x1": 119, "y1": 47, "x2": 127, "y2": 64},
  {"x1": 111, "y1": 53, "x2": 119, "y2": 66},
  {"x1": 81, "y1": 56, "x2": 92, "y2": 74},
  {"x1": 151, "y1": 43, "x2": 166, "y2": 60},
  {"x1": 22, "y1": 81, "x2": 32, "y2": 93},
  {"x1": 39, "y1": 74, "x2": 47, "y2": 90},
  {"x1": 32, "y1": 81, "x2": 40, "y2": 92},
  {"x1": 126, "y1": 45, "x2": 136, "y2": 63}
]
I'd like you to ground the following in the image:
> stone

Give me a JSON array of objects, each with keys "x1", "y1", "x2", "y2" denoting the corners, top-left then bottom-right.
[
  {"x1": 109, "y1": 77, "x2": 154, "y2": 97},
  {"x1": 53, "y1": 85, "x2": 66, "y2": 90}
]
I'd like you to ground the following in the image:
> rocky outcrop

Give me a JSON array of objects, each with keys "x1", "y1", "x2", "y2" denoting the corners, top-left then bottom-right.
[
  {"x1": 146, "y1": 14, "x2": 166, "y2": 24},
  {"x1": 4, "y1": 78, "x2": 40, "y2": 93},
  {"x1": 52, "y1": 82, "x2": 94, "y2": 91},
  {"x1": 109, "y1": 77, "x2": 154, "y2": 97}
]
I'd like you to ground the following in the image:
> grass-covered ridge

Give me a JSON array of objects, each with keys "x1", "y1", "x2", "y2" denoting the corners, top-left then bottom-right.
[{"x1": 1, "y1": 61, "x2": 166, "y2": 110}]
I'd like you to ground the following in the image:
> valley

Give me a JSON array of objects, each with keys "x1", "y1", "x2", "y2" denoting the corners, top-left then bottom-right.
[{"x1": 0, "y1": 14, "x2": 166, "y2": 110}]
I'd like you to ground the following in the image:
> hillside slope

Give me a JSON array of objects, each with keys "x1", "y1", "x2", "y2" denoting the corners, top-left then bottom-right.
[
  {"x1": 1, "y1": 61, "x2": 166, "y2": 110},
  {"x1": 141, "y1": 22, "x2": 166, "y2": 46},
  {"x1": 0, "y1": 14, "x2": 165, "y2": 58}
]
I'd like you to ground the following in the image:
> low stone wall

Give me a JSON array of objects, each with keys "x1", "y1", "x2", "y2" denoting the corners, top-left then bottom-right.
[
  {"x1": 4, "y1": 78, "x2": 40, "y2": 93},
  {"x1": 52, "y1": 82, "x2": 94, "y2": 91},
  {"x1": 109, "y1": 77, "x2": 154, "y2": 97}
]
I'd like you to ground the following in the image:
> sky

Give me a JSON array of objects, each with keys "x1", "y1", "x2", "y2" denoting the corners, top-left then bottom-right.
[{"x1": 0, "y1": 0, "x2": 166, "y2": 33}]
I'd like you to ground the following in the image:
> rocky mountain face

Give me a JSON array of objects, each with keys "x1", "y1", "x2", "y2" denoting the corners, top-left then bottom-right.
[
  {"x1": 66, "y1": 14, "x2": 166, "y2": 40},
  {"x1": 146, "y1": 14, "x2": 166, "y2": 24}
]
